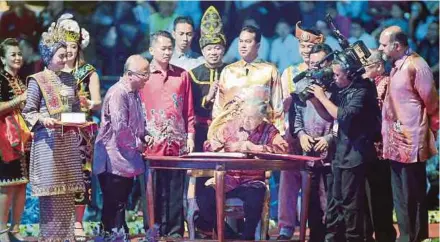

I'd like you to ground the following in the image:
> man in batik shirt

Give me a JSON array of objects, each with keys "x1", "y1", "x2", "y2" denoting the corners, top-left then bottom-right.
[
  {"x1": 94, "y1": 55, "x2": 149, "y2": 240},
  {"x1": 379, "y1": 26, "x2": 439, "y2": 242},
  {"x1": 198, "y1": 101, "x2": 289, "y2": 240},
  {"x1": 140, "y1": 31, "x2": 195, "y2": 238},
  {"x1": 277, "y1": 22, "x2": 326, "y2": 240},
  {"x1": 204, "y1": 24, "x2": 284, "y2": 240}
]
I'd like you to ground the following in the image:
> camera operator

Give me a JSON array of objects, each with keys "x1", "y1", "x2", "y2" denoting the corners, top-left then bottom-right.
[
  {"x1": 308, "y1": 59, "x2": 381, "y2": 242},
  {"x1": 291, "y1": 43, "x2": 335, "y2": 242}
]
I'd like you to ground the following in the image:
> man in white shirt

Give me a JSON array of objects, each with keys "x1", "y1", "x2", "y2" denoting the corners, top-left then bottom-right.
[{"x1": 170, "y1": 16, "x2": 204, "y2": 71}]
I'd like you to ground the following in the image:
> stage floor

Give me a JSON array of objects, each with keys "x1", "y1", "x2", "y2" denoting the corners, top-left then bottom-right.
[{"x1": 20, "y1": 223, "x2": 440, "y2": 241}]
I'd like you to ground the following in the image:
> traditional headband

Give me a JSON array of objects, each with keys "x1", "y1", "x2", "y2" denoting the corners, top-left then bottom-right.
[{"x1": 295, "y1": 21, "x2": 325, "y2": 44}]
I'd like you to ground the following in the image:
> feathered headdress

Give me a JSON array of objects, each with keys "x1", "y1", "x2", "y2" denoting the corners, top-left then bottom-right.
[{"x1": 199, "y1": 6, "x2": 226, "y2": 49}]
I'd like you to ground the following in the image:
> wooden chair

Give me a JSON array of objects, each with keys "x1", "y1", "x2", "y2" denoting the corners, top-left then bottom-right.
[{"x1": 186, "y1": 170, "x2": 271, "y2": 240}]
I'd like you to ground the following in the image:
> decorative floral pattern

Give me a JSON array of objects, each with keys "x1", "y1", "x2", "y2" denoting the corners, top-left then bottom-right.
[{"x1": 29, "y1": 70, "x2": 65, "y2": 115}]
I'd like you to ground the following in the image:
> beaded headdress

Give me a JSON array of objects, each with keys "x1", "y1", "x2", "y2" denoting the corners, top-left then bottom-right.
[
  {"x1": 57, "y1": 14, "x2": 90, "y2": 49},
  {"x1": 295, "y1": 21, "x2": 325, "y2": 44},
  {"x1": 39, "y1": 22, "x2": 67, "y2": 66},
  {"x1": 199, "y1": 6, "x2": 226, "y2": 49}
]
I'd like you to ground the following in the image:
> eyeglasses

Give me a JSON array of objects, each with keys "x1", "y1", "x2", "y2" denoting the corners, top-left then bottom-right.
[{"x1": 128, "y1": 70, "x2": 150, "y2": 79}]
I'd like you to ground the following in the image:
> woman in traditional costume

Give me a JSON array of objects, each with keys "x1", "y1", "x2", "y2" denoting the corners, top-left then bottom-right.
[
  {"x1": 0, "y1": 38, "x2": 28, "y2": 242},
  {"x1": 22, "y1": 21, "x2": 85, "y2": 241},
  {"x1": 57, "y1": 14, "x2": 102, "y2": 239}
]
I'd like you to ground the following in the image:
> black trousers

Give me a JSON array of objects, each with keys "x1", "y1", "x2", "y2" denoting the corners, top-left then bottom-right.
[
  {"x1": 196, "y1": 185, "x2": 266, "y2": 240},
  {"x1": 325, "y1": 164, "x2": 366, "y2": 242},
  {"x1": 390, "y1": 160, "x2": 428, "y2": 242},
  {"x1": 307, "y1": 165, "x2": 332, "y2": 242},
  {"x1": 364, "y1": 159, "x2": 396, "y2": 242},
  {"x1": 98, "y1": 172, "x2": 134, "y2": 234},
  {"x1": 194, "y1": 124, "x2": 209, "y2": 152},
  {"x1": 154, "y1": 169, "x2": 186, "y2": 237}
]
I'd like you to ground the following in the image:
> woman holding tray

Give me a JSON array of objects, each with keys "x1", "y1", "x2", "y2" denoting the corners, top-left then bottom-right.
[
  {"x1": 22, "y1": 21, "x2": 85, "y2": 241},
  {"x1": 0, "y1": 38, "x2": 29, "y2": 242}
]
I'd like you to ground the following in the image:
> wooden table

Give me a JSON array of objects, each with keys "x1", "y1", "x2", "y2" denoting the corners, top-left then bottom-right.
[{"x1": 141, "y1": 154, "x2": 320, "y2": 242}]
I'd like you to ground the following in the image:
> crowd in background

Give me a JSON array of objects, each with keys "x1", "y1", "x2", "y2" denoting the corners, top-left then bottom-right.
[
  {"x1": 0, "y1": 0, "x2": 438, "y2": 228},
  {"x1": 0, "y1": 1, "x2": 438, "y2": 82}
]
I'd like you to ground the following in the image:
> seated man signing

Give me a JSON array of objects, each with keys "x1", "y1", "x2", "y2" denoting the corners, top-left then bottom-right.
[{"x1": 196, "y1": 101, "x2": 289, "y2": 240}]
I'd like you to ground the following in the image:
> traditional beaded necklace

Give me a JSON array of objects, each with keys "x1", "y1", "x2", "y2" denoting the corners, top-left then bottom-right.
[{"x1": 2, "y1": 70, "x2": 25, "y2": 96}]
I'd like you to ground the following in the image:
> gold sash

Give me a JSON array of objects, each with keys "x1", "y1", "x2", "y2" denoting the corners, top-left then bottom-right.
[{"x1": 28, "y1": 70, "x2": 64, "y2": 115}]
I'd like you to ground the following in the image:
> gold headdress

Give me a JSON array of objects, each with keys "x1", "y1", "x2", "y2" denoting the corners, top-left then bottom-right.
[
  {"x1": 199, "y1": 6, "x2": 226, "y2": 49},
  {"x1": 295, "y1": 21, "x2": 325, "y2": 44},
  {"x1": 39, "y1": 22, "x2": 68, "y2": 65},
  {"x1": 57, "y1": 14, "x2": 90, "y2": 49}
]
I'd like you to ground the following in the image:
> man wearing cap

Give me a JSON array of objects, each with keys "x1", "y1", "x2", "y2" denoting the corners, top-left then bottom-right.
[
  {"x1": 277, "y1": 22, "x2": 332, "y2": 241},
  {"x1": 188, "y1": 6, "x2": 227, "y2": 154}
]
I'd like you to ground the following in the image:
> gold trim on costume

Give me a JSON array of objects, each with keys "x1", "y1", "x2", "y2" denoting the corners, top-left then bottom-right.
[
  {"x1": 189, "y1": 69, "x2": 211, "y2": 85},
  {"x1": 201, "y1": 95, "x2": 209, "y2": 109},
  {"x1": 31, "y1": 182, "x2": 85, "y2": 197},
  {"x1": 28, "y1": 70, "x2": 65, "y2": 115}
]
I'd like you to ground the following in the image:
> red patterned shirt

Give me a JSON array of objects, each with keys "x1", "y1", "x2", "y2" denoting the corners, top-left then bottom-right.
[{"x1": 140, "y1": 63, "x2": 195, "y2": 156}]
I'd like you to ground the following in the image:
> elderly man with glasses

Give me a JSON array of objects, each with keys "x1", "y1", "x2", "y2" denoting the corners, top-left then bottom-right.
[{"x1": 93, "y1": 55, "x2": 150, "y2": 241}]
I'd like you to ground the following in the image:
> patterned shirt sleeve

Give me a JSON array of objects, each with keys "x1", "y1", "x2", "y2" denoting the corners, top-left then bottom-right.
[
  {"x1": 414, "y1": 63, "x2": 439, "y2": 132},
  {"x1": 269, "y1": 67, "x2": 285, "y2": 134},
  {"x1": 182, "y1": 71, "x2": 195, "y2": 134}
]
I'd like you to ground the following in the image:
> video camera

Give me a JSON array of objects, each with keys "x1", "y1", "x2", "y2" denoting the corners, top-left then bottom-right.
[{"x1": 293, "y1": 14, "x2": 371, "y2": 103}]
